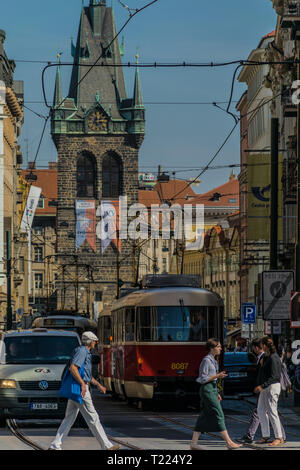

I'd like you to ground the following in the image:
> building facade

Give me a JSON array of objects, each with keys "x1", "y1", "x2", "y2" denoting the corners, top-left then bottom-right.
[
  {"x1": 0, "y1": 29, "x2": 24, "y2": 327},
  {"x1": 180, "y1": 175, "x2": 240, "y2": 321}
]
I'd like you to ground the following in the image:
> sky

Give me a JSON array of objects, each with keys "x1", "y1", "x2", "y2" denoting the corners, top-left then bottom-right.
[{"x1": 1, "y1": 0, "x2": 277, "y2": 193}]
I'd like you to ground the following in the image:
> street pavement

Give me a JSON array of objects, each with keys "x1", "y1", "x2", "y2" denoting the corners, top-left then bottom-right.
[{"x1": 0, "y1": 390, "x2": 299, "y2": 451}]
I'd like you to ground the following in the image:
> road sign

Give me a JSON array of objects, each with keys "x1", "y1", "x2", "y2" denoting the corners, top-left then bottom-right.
[
  {"x1": 241, "y1": 303, "x2": 256, "y2": 324},
  {"x1": 262, "y1": 270, "x2": 294, "y2": 320}
]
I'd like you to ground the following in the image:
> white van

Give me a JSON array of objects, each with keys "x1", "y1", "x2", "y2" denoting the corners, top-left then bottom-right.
[{"x1": 0, "y1": 329, "x2": 81, "y2": 425}]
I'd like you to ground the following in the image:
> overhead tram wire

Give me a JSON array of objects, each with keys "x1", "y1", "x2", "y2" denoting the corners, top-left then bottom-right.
[
  {"x1": 166, "y1": 90, "x2": 284, "y2": 204},
  {"x1": 41, "y1": 58, "x2": 300, "y2": 108}
]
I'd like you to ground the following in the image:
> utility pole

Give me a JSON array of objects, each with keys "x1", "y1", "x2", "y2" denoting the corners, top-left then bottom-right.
[
  {"x1": 75, "y1": 255, "x2": 79, "y2": 312},
  {"x1": 270, "y1": 118, "x2": 278, "y2": 271},
  {"x1": 296, "y1": 40, "x2": 300, "y2": 302},
  {"x1": 6, "y1": 230, "x2": 12, "y2": 330},
  {"x1": 270, "y1": 118, "x2": 279, "y2": 350}
]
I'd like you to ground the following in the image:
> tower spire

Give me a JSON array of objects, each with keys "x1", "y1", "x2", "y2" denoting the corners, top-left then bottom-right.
[
  {"x1": 133, "y1": 52, "x2": 143, "y2": 109},
  {"x1": 53, "y1": 53, "x2": 63, "y2": 108}
]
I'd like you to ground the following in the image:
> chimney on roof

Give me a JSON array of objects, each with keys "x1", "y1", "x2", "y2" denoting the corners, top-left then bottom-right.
[
  {"x1": 48, "y1": 162, "x2": 58, "y2": 169},
  {"x1": 27, "y1": 162, "x2": 36, "y2": 170}
]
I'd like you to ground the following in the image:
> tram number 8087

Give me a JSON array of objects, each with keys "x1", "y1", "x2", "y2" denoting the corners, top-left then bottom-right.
[{"x1": 171, "y1": 362, "x2": 189, "y2": 370}]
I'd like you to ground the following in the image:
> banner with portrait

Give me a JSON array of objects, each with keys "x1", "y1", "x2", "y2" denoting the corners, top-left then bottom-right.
[
  {"x1": 97, "y1": 200, "x2": 121, "y2": 253},
  {"x1": 75, "y1": 200, "x2": 96, "y2": 251}
]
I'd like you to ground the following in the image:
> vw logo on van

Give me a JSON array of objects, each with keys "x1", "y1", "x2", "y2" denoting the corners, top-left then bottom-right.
[{"x1": 39, "y1": 381, "x2": 49, "y2": 390}]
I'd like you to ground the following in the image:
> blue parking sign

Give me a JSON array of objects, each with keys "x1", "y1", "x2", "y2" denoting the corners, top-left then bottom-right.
[{"x1": 242, "y1": 303, "x2": 256, "y2": 324}]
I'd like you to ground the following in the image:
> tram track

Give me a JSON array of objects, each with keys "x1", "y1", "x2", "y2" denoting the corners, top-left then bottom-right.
[
  {"x1": 6, "y1": 419, "x2": 144, "y2": 451},
  {"x1": 148, "y1": 413, "x2": 263, "y2": 450},
  {"x1": 6, "y1": 419, "x2": 46, "y2": 450}
]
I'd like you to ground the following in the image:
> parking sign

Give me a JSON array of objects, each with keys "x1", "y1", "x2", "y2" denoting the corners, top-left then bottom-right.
[{"x1": 242, "y1": 303, "x2": 256, "y2": 324}]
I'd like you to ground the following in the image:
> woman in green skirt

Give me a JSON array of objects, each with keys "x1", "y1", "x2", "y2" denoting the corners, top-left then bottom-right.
[{"x1": 190, "y1": 338, "x2": 242, "y2": 450}]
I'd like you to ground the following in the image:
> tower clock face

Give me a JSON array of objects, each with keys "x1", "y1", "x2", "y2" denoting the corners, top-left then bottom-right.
[{"x1": 87, "y1": 111, "x2": 108, "y2": 132}]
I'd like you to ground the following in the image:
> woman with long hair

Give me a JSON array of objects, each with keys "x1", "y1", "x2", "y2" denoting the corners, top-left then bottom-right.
[
  {"x1": 190, "y1": 338, "x2": 242, "y2": 450},
  {"x1": 255, "y1": 336, "x2": 285, "y2": 447}
]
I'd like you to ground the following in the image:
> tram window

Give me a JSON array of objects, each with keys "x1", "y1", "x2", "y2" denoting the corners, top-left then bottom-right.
[
  {"x1": 154, "y1": 306, "x2": 190, "y2": 342},
  {"x1": 137, "y1": 307, "x2": 151, "y2": 341},
  {"x1": 136, "y1": 306, "x2": 219, "y2": 342},
  {"x1": 101, "y1": 316, "x2": 111, "y2": 345},
  {"x1": 112, "y1": 312, "x2": 117, "y2": 342},
  {"x1": 188, "y1": 307, "x2": 207, "y2": 342},
  {"x1": 125, "y1": 308, "x2": 135, "y2": 341},
  {"x1": 117, "y1": 310, "x2": 125, "y2": 342},
  {"x1": 208, "y1": 307, "x2": 218, "y2": 338}
]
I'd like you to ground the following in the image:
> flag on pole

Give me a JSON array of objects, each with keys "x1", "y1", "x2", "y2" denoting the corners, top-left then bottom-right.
[{"x1": 20, "y1": 186, "x2": 42, "y2": 233}]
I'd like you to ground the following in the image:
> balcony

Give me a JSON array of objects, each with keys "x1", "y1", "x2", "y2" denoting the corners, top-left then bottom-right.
[{"x1": 282, "y1": 86, "x2": 297, "y2": 117}]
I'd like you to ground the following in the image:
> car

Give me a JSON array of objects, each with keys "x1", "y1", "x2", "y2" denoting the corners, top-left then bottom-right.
[
  {"x1": 223, "y1": 351, "x2": 257, "y2": 396},
  {"x1": 0, "y1": 329, "x2": 81, "y2": 425}
]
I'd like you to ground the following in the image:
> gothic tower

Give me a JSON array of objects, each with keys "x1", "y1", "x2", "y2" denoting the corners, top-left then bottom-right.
[{"x1": 51, "y1": 0, "x2": 145, "y2": 313}]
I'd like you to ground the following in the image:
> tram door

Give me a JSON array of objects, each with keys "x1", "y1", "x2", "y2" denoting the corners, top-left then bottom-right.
[{"x1": 111, "y1": 310, "x2": 125, "y2": 395}]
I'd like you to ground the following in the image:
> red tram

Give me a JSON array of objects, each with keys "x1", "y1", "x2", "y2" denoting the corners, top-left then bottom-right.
[{"x1": 97, "y1": 275, "x2": 224, "y2": 403}]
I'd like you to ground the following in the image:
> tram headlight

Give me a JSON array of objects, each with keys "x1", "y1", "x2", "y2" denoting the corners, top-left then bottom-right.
[
  {"x1": 0, "y1": 380, "x2": 16, "y2": 389},
  {"x1": 138, "y1": 357, "x2": 143, "y2": 369}
]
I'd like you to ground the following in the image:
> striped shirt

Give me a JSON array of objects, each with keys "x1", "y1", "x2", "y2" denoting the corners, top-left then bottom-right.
[{"x1": 196, "y1": 353, "x2": 219, "y2": 384}]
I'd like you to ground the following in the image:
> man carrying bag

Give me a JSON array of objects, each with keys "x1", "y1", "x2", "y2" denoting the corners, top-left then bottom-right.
[{"x1": 48, "y1": 331, "x2": 120, "y2": 450}]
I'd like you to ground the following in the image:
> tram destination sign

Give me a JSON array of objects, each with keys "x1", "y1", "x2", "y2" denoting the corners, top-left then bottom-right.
[{"x1": 262, "y1": 270, "x2": 294, "y2": 320}]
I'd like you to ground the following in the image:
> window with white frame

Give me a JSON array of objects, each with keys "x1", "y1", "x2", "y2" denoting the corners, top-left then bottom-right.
[
  {"x1": 34, "y1": 273, "x2": 43, "y2": 289},
  {"x1": 34, "y1": 246, "x2": 43, "y2": 262}
]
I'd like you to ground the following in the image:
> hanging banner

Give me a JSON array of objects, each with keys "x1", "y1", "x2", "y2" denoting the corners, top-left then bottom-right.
[
  {"x1": 247, "y1": 153, "x2": 283, "y2": 241},
  {"x1": 97, "y1": 200, "x2": 121, "y2": 253},
  {"x1": 20, "y1": 186, "x2": 42, "y2": 233},
  {"x1": 75, "y1": 200, "x2": 96, "y2": 251}
]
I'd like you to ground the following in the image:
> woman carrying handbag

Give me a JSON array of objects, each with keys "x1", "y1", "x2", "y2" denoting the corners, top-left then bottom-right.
[{"x1": 190, "y1": 338, "x2": 242, "y2": 450}]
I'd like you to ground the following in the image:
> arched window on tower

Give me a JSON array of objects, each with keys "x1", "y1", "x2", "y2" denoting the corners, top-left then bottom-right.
[
  {"x1": 102, "y1": 153, "x2": 122, "y2": 198},
  {"x1": 77, "y1": 152, "x2": 96, "y2": 198}
]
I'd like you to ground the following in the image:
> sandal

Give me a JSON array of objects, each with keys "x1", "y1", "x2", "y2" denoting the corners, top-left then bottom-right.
[
  {"x1": 268, "y1": 438, "x2": 284, "y2": 447},
  {"x1": 255, "y1": 437, "x2": 271, "y2": 444},
  {"x1": 227, "y1": 443, "x2": 243, "y2": 450}
]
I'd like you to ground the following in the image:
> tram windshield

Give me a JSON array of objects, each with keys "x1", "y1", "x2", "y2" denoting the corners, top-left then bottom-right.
[
  {"x1": 136, "y1": 306, "x2": 220, "y2": 342},
  {"x1": 3, "y1": 336, "x2": 80, "y2": 364}
]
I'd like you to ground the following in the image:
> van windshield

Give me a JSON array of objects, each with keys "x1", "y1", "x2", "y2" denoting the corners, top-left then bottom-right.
[{"x1": 3, "y1": 336, "x2": 80, "y2": 364}]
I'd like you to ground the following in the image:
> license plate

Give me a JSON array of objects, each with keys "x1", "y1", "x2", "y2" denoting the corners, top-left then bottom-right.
[
  {"x1": 228, "y1": 372, "x2": 247, "y2": 378},
  {"x1": 30, "y1": 403, "x2": 58, "y2": 411}
]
